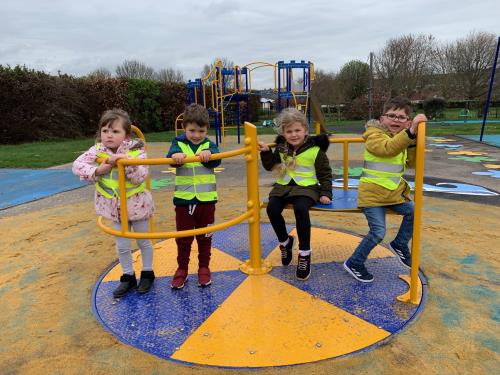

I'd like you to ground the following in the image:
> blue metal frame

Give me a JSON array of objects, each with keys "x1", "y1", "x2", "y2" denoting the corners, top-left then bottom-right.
[
  {"x1": 276, "y1": 60, "x2": 313, "y2": 130},
  {"x1": 480, "y1": 36, "x2": 500, "y2": 142}
]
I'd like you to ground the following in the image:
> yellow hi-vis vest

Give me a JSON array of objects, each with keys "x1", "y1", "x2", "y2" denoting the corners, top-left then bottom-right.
[
  {"x1": 359, "y1": 148, "x2": 407, "y2": 190},
  {"x1": 276, "y1": 146, "x2": 320, "y2": 186},
  {"x1": 95, "y1": 144, "x2": 146, "y2": 199},
  {"x1": 174, "y1": 141, "x2": 217, "y2": 201}
]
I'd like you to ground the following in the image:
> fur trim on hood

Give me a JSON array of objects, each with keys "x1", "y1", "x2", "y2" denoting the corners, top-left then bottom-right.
[
  {"x1": 365, "y1": 119, "x2": 388, "y2": 132},
  {"x1": 274, "y1": 133, "x2": 330, "y2": 152}
]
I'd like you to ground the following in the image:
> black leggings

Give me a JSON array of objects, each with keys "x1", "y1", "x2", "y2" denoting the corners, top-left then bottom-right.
[{"x1": 266, "y1": 196, "x2": 315, "y2": 250}]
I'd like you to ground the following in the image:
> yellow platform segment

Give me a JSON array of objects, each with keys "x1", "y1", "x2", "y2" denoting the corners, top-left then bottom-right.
[{"x1": 172, "y1": 274, "x2": 390, "y2": 367}]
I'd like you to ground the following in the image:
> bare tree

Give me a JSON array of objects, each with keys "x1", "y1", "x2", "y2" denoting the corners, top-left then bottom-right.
[
  {"x1": 116, "y1": 60, "x2": 155, "y2": 80},
  {"x1": 155, "y1": 68, "x2": 184, "y2": 84},
  {"x1": 438, "y1": 31, "x2": 498, "y2": 100},
  {"x1": 375, "y1": 34, "x2": 435, "y2": 97},
  {"x1": 87, "y1": 67, "x2": 112, "y2": 79}
]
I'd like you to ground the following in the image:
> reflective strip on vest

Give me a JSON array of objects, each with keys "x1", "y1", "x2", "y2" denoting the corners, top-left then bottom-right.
[
  {"x1": 174, "y1": 141, "x2": 218, "y2": 201},
  {"x1": 360, "y1": 148, "x2": 407, "y2": 190},
  {"x1": 363, "y1": 160, "x2": 404, "y2": 173},
  {"x1": 94, "y1": 144, "x2": 146, "y2": 199},
  {"x1": 276, "y1": 146, "x2": 319, "y2": 187},
  {"x1": 175, "y1": 166, "x2": 214, "y2": 176}
]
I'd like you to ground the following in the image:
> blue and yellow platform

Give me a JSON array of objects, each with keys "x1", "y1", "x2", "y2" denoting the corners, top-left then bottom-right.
[{"x1": 92, "y1": 223, "x2": 426, "y2": 368}]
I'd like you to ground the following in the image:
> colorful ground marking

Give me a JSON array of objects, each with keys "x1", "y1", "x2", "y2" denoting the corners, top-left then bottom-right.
[
  {"x1": 483, "y1": 164, "x2": 500, "y2": 169},
  {"x1": 447, "y1": 151, "x2": 487, "y2": 156},
  {"x1": 92, "y1": 224, "x2": 426, "y2": 368},
  {"x1": 472, "y1": 170, "x2": 500, "y2": 179},
  {"x1": 448, "y1": 156, "x2": 498, "y2": 163}
]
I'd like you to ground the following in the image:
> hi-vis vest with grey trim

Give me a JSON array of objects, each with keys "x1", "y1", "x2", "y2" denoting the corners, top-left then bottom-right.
[
  {"x1": 174, "y1": 141, "x2": 217, "y2": 201},
  {"x1": 359, "y1": 148, "x2": 407, "y2": 190},
  {"x1": 276, "y1": 146, "x2": 320, "y2": 186},
  {"x1": 95, "y1": 143, "x2": 146, "y2": 199}
]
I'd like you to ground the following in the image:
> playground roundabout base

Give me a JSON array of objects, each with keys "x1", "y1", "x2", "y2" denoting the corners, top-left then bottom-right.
[{"x1": 92, "y1": 223, "x2": 427, "y2": 368}]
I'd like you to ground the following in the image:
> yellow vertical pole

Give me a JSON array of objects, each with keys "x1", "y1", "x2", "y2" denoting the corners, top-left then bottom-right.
[
  {"x1": 315, "y1": 121, "x2": 320, "y2": 135},
  {"x1": 118, "y1": 162, "x2": 128, "y2": 235},
  {"x1": 343, "y1": 141, "x2": 349, "y2": 191},
  {"x1": 219, "y1": 67, "x2": 225, "y2": 146},
  {"x1": 239, "y1": 122, "x2": 271, "y2": 275},
  {"x1": 131, "y1": 125, "x2": 155, "y2": 239},
  {"x1": 410, "y1": 122, "x2": 426, "y2": 303}
]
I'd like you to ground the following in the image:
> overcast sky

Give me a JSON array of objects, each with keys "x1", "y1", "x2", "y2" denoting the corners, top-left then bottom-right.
[{"x1": 2, "y1": 0, "x2": 499, "y2": 88}]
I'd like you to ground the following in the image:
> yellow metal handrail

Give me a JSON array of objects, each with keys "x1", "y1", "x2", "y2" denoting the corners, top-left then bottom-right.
[
  {"x1": 97, "y1": 122, "x2": 270, "y2": 275},
  {"x1": 266, "y1": 125, "x2": 426, "y2": 304}
]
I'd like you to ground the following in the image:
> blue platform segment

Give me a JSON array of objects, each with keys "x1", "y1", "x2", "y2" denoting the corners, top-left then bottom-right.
[
  {"x1": 316, "y1": 188, "x2": 358, "y2": 210},
  {"x1": 270, "y1": 259, "x2": 420, "y2": 333},
  {"x1": 0, "y1": 169, "x2": 88, "y2": 209},
  {"x1": 211, "y1": 223, "x2": 293, "y2": 260},
  {"x1": 94, "y1": 269, "x2": 247, "y2": 359}
]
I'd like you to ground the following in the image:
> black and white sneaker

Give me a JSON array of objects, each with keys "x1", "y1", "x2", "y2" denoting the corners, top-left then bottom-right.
[
  {"x1": 279, "y1": 235, "x2": 295, "y2": 266},
  {"x1": 388, "y1": 241, "x2": 412, "y2": 269},
  {"x1": 343, "y1": 259, "x2": 374, "y2": 283},
  {"x1": 296, "y1": 253, "x2": 311, "y2": 280}
]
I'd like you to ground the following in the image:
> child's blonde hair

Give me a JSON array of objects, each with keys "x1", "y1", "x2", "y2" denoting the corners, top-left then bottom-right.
[
  {"x1": 96, "y1": 109, "x2": 132, "y2": 141},
  {"x1": 272, "y1": 107, "x2": 309, "y2": 178},
  {"x1": 275, "y1": 107, "x2": 308, "y2": 135}
]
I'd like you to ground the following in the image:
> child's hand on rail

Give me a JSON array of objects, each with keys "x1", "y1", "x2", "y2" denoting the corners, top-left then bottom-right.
[
  {"x1": 199, "y1": 150, "x2": 211, "y2": 163},
  {"x1": 409, "y1": 114, "x2": 427, "y2": 135},
  {"x1": 171, "y1": 153, "x2": 186, "y2": 164},
  {"x1": 258, "y1": 141, "x2": 270, "y2": 152},
  {"x1": 106, "y1": 154, "x2": 128, "y2": 166},
  {"x1": 319, "y1": 196, "x2": 331, "y2": 204}
]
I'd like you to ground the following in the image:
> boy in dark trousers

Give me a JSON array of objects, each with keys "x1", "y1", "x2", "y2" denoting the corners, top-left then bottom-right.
[{"x1": 166, "y1": 104, "x2": 221, "y2": 289}]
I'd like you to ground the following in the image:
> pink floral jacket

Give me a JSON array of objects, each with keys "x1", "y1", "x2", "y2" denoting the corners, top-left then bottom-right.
[{"x1": 72, "y1": 139, "x2": 154, "y2": 222}]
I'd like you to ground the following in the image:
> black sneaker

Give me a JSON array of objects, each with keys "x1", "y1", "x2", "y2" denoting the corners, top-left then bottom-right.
[
  {"x1": 113, "y1": 273, "x2": 137, "y2": 298},
  {"x1": 388, "y1": 241, "x2": 412, "y2": 269},
  {"x1": 296, "y1": 253, "x2": 311, "y2": 280},
  {"x1": 343, "y1": 259, "x2": 374, "y2": 283},
  {"x1": 279, "y1": 235, "x2": 295, "y2": 266}
]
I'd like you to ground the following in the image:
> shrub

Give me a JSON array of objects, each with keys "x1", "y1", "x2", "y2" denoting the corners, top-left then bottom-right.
[{"x1": 423, "y1": 97, "x2": 447, "y2": 119}]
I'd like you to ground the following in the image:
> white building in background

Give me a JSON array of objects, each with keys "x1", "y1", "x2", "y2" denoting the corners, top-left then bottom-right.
[{"x1": 260, "y1": 98, "x2": 274, "y2": 112}]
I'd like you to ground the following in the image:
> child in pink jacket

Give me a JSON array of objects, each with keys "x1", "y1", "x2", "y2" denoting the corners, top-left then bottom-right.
[{"x1": 73, "y1": 109, "x2": 155, "y2": 298}]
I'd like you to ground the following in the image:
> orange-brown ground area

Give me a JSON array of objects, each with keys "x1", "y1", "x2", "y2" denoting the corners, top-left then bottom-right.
[{"x1": 1, "y1": 137, "x2": 499, "y2": 374}]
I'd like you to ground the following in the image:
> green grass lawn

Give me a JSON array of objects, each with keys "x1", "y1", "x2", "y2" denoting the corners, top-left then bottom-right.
[
  {"x1": 0, "y1": 127, "x2": 278, "y2": 168},
  {"x1": 2, "y1": 121, "x2": 499, "y2": 168}
]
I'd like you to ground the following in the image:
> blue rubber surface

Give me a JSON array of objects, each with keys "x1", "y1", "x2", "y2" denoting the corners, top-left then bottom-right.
[
  {"x1": 95, "y1": 270, "x2": 247, "y2": 359},
  {"x1": 211, "y1": 222, "x2": 294, "y2": 260},
  {"x1": 271, "y1": 258, "x2": 420, "y2": 333},
  {"x1": 0, "y1": 169, "x2": 88, "y2": 209}
]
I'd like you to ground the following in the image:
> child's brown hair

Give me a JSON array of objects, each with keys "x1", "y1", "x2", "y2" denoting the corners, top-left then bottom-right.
[
  {"x1": 183, "y1": 103, "x2": 210, "y2": 128},
  {"x1": 96, "y1": 109, "x2": 132, "y2": 141},
  {"x1": 382, "y1": 97, "x2": 411, "y2": 116}
]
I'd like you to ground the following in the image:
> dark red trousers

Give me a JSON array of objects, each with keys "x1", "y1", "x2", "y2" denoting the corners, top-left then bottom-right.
[{"x1": 175, "y1": 204, "x2": 215, "y2": 269}]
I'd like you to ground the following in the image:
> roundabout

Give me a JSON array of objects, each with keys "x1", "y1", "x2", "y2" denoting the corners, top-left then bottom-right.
[{"x1": 92, "y1": 223, "x2": 426, "y2": 368}]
